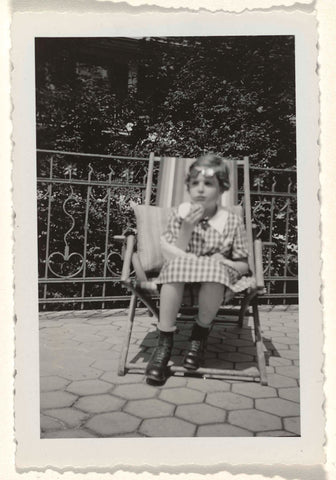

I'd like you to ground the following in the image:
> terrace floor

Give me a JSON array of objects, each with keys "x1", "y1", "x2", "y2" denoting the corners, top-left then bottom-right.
[{"x1": 39, "y1": 305, "x2": 300, "y2": 438}]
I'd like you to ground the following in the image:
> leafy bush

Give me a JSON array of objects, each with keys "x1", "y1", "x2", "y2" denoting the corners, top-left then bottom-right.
[{"x1": 36, "y1": 37, "x2": 297, "y2": 308}]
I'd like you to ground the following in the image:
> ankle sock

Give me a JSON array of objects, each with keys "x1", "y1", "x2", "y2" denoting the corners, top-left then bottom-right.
[{"x1": 191, "y1": 323, "x2": 209, "y2": 340}]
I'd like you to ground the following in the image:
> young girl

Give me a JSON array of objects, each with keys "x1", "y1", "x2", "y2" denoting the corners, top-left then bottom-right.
[{"x1": 145, "y1": 154, "x2": 256, "y2": 382}]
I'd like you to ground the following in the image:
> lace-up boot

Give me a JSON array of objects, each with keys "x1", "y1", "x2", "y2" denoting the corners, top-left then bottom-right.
[
  {"x1": 183, "y1": 323, "x2": 209, "y2": 370},
  {"x1": 145, "y1": 330, "x2": 174, "y2": 382}
]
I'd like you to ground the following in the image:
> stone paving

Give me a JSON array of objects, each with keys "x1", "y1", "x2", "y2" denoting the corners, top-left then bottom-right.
[{"x1": 39, "y1": 305, "x2": 300, "y2": 438}]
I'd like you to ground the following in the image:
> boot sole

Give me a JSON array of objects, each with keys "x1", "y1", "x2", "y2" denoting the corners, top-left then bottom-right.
[
  {"x1": 183, "y1": 360, "x2": 201, "y2": 370},
  {"x1": 145, "y1": 369, "x2": 168, "y2": 382}
]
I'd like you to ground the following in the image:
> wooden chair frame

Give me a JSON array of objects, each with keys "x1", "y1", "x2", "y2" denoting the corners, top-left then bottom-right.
[{"x1": 116, "y1": 156, "x2": 268, "y2": 385}]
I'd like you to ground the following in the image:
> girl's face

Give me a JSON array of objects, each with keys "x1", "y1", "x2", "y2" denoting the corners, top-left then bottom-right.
[{"x1": 188, "y1": 171, "x2": 221, "y2": 215}]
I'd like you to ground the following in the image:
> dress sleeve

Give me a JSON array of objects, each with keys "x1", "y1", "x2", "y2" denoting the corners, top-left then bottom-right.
[
  {"x1": 231, "y1": 216, "x2": 249, "y2": 260},
  {"x1": 161, "y1": 208, "x2": 182, "y2": 244}
]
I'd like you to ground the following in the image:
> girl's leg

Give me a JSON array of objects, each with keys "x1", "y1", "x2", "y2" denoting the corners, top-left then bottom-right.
[
  {"x1": 184, "y1": 282, "x2": 225, "y2": 370},
  {"x1": 198, "y1": 282, "x2": 225, "y2": 327},
  {"x1": 146, "y1": 283, "x2": 184, "y2": 382},
  {"x1": 159, "y1": 283, "x2": 185, "y2": 332}
]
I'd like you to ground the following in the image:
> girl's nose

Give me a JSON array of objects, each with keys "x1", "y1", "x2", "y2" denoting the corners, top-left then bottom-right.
[{"x1": 197, "y1": 181, "x2": 205, "y2": 192}]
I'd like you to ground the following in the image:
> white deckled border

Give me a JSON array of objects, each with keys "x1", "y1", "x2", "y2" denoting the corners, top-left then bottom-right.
[
  {"x1": 12, "y1": 8, "x2": 322, "y2": 472},
  {"x1": 94, "y1": 0, "x2": 313, "y2": 12}
]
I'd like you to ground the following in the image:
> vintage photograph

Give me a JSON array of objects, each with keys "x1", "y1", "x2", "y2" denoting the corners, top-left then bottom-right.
[{"x1": 35, "y1": 35, "x2": 300, "y2": 439}]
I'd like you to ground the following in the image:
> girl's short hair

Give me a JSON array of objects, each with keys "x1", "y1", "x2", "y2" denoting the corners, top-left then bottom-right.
[{"x1": 185, "y1": 154, "x2": 230, "y2": 192}]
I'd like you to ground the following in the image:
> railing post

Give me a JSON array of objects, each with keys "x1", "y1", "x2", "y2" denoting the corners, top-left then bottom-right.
[{"x1": 144, "y1": 152, "x2": 155, "y2": 206}]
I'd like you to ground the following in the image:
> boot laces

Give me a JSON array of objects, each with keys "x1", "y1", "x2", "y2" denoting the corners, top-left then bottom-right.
[
  {"x1": 152, "y1": 339, "x2": 171, "y2": 364},
  {"x1": 189, "y1": 339, "x2": 203, "y2": 354}
]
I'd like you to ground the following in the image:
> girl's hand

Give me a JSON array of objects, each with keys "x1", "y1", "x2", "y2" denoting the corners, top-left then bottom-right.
[
  {"x1": 211, "y1": 253, "x2": 225, "y2": 263},
  {"x1": 183, "y1": 204, "x2": 204, "y2": 227},
  {"x1": 175, "y1": 204, "x2": 204, "y2": 251},
  {"x1": 211, "y1": 253, "x2": 249, "y2": 275}
]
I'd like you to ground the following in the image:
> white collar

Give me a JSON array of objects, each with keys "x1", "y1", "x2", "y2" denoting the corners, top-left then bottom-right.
[{"x1": 178, "y1": 202, "x2": 228, "y2": 234}]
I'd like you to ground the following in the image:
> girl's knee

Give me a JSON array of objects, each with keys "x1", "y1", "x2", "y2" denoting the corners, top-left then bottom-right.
[{"x1": 201, "y1": 282, "x2": 224, "y2": 293}]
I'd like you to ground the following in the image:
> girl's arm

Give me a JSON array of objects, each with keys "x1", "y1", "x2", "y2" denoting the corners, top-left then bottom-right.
[
  {"x1": 160, "y1": 206, "x2": 202, "y2": 261},
  {"x1": 211, "y1": 253, "x2": 249, "y2": 275},
  {"x1": 174, "y1": 204, "x2": 204, "y2": 251},
  {"x1": 220, "y1": 256, "x2": 249, "y2": 275}
]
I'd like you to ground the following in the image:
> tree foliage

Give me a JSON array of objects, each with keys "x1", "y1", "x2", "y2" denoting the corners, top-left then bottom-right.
[
  {"x1": 36, "y1": 36, "x2": 296, "y2": 167},
  {"x1": 35, "y1": 37, "x2": 297, "y2": 308}
]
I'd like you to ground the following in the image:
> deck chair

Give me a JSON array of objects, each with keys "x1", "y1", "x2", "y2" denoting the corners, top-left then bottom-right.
[{"x1": 116, "y1": 155, "x2": 268, "y2": 385}]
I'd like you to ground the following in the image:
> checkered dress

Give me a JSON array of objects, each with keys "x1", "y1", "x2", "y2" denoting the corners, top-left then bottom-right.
[{"x1": 156, "y1": 207, "x2": 256, "y2": 299}]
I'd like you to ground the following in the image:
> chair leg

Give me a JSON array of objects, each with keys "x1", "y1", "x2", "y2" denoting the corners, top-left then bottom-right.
[
  {"x1": 252, "y1": 297, "x2": 268, "y2": 386},
  {"x1": 118, "y1": 293, "x2": 137, "y2": 376},
  {"x1": 238, "y1": 293, "x2": 250, "y2": 328}
]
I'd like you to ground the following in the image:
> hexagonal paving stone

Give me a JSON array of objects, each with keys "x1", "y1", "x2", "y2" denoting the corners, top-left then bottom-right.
[
  {"x1": 197, "y1": 424, "x2": 253, "y2": 437},
  {"x1": 66, "y1": 379, "x2": 112, "y2": 396},
  {"x1": 40, "y1": 391, "x2": 78, "y2": 409},
  {"x1": 229, "y1": 409, "x2": 281, "y2": 432},
  {"x1": 77, "y1": 341, "x2": 112, "y2": 352},
  {"x1": 223, "y1": 338, "x2": 254, "y2": 347},
  {"x1": 207, "y1": 336, "x2": 222, "y2": 344},
  {"x1": 271, "y1": 325, "x2": 298, "y2": 333},
  {"x1": 176, "y1": 403, "x2": 226, "y2": 425},
  {"x1": 162, "y1": 376, "x2": 188, "y2": 388},
  {"x1": 40, "y1": 363, "x2": 60, "y2": 377},
  {"x1": 42, "y1": 339, "x2": 81, "y2": 350},
  {"x1": 124, "y1": 398, "x2": 175, "y2": 418},
  {"x1": 71, "y1": 333, "x2": 105, "y2": 343},
  {"x1": 276, "y1": 349, "x2": 299, "y2": 360},
  {"x1": 217, "y1": 352, "x2": 254, "y2": 363},
  {"x1": 44, "y1": 408, "x2": 89, "y2": 427},
  {"x1": 57, "y1": 365, "x2": 102, "y2": 381},
  {"x1": 275, "y1": 366, "x2": 300, "y2": 379},
  {"x1": 40, "y1": 320, "x2": 64, "y2": 328},
  {"x1": 91, "y1": 357, "x2": 120, "y2": 372},
  {"x1": 101, "y1": 371, "x2": 145, "y2": 385},
  {"x1": 278, "y1": 387, "x2": 300, "y2": 403},
  {"x1": 287, "y1": 332, "x2": 299, "y2": 339},
  {"x1": 42, "y1": 429, "x2": 96, "y2": 438},
  {"x1": 159, "y1": 387, "x2": 205, "y2": 405},
  {"x1": 284, "y1": 416, "x2": 301, "y2": 435},
  {"x1": 75, "y1": 394, "x2": 125, "y2": 413},
  {"x1": 40, "y1": 414, "x2": 65, "y2": 431},
  {"x1": 266, "y1": 374, "x2": 297, "y2": 388},
  {"x1": 186, "y1": 378, "x2": 231, "y2": 393},
  {"x1": 206, "y1": 392, "x2": 253, "y2": 410},
  {"x1": 272, "y1": 342, "x2": 289, "y2": 350},
  {"x1": 85, "y1": 412, "x2": 140, "y2": 436},
  {"x1": 140, "y1": 417, "x2": 196, "y2": 437},
  {"x1": 238, "y1": 346, "x2": 257, "y2": 357},
  {"x1": 204, "y1": 359, "x2": 234, "y2": 369},
  {"x1": 113, "y1": 383, "x2": 157, "y2": 400},
  {"x1": 232, "y1": 382, "x2": 277, "y2": 399},
  {"x1": 273, "y1": 336, "x2": 298, "y2": 346},
  {"x1": 256, "y1": 430, "x2": 296, "y2": 437},
  {"x1": 256, "y1": 398, "x2": 300, "y2": 417},
  {"x1": 268, "y1": 357, "x2": 292, "y2": 367},
  {"x1": 40, "y1": 375, "x2": 70, "y2": 392},
  {"x1": 207, "y1": 344, "x2": 236, "y2": 354}
]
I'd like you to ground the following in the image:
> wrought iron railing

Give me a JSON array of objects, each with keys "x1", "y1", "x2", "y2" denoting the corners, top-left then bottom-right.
[
  {"x1": 237, "y1": 164, "x2": 297, "y2": 302},
  {"x1": 37, "y1": 150, "x2": 298, "y2": 309},
  {"x1": 37, "y1": 149, "x2": 160, "y2": 309}
]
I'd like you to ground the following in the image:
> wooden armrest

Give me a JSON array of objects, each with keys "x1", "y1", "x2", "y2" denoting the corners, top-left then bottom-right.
[
  {"x1": 254, "y1": 238, "x2": 265, "y2": 290},
  {"x1": 113, "y1": 235, "x2": 126, "y2": 242},
  {"x1": 263, "y1": 241, "x2": 276, "y2": 248},
  {"x1": 121, "y1": 235, "x2": 135, "y2": 282}
]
